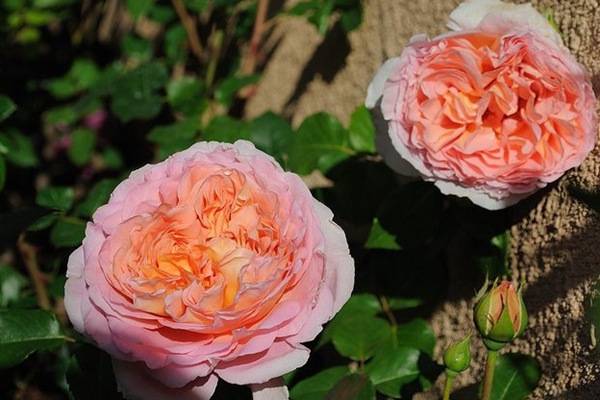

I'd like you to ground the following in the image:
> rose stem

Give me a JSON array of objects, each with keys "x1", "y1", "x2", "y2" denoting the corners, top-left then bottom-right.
[
  {"x1": 171, "y1": 0, "x2": 204, "y2": 62},
  {"x1": 443, "y1": 375, "x2": 454, "y2": 400},
  {"x1": 241, "y1": 0, "x2": 270, "y2": 77},
  {"x1": 481, "y1": 349, "x2": 498, "y2": 400},
  {"x1": 18, "y1": 234, "x2": 51, "y2": 311},
  {"x1": 205, "y1": 28, "x2": 223, "y2": 89}
]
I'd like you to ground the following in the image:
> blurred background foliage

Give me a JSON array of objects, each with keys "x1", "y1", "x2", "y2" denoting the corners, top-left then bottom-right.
[{"x1": 0, "y1": 0, "x2": 539, "y2": 399}]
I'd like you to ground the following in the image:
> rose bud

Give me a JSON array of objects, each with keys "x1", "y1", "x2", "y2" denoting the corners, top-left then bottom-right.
[
  {"x1": 443, "y1": 334, "x2": 472, "y2": 377},
  {"x1": 473, "y1": 280, "x2": 528, "y2": 350}
]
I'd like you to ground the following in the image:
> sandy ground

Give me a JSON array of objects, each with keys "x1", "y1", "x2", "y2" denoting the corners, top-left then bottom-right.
[{"x1": 246, "y1": 0, "x2": 600, "y2": 398}]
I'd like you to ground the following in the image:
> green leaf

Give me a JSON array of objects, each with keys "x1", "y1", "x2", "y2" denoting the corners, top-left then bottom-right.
[
  {"x1": 377, "y1": 182, "x2": 443, "y2": 248},
  {"x1": 203, "y1": 116, "x2": 251, "y2": 143},
  {"x1": 332, "y1": 315, "x2": 390, "y2": 361},
  {"x1": 50, "y1": 217, "x2": 86, "y2": 248},
  {"x1": 348, "y1": 105, "x2": 375, "y2": 153},
  {"x1": 147, "y1": 119, "x2": 200, "y2": 160},
  {"x1": 365, "y1": 218, "x2": 401, "y2": 250},
  {"x1": 166, "y1": 77, "x2": 207, "y2": 116},
  {"x1": 68, "y1": 128, "x2": 96, "y2": 166},
  {"x1": 0, "y1": 130, "x2": 39, "y2": 167},
  {"x1": 164, "y1": 25, "x2": 187, "y2": 62},
  {"x1": 340, "y1": 7, "x2": 362, "y2": 32},
  {"x1": 318, "y1": 293, "x2": 382, "y2": 349},
  {"x1": 0, "y1": 207, "x2": 51, "y2": 247},
  {"x1": 288, "y1": 113, "x2": 354, "y2": 174},
  {"x1": 0, "y1": 309, "x2": 67, "y2": 368},
  {"x1": 365, "y1": 346, "x2": 420, "y2": 398},
  {"x1": 395, "y1": 319, "x2": 435, "y2": 356},
  {"x1": 110, "y1": 63, "x2": 168, "y2": 122},
  {"x1": 36, "y1": 186, "x2": 75, "y2": 211},
  {"x1": 183, "y1": 0, "x2": 209, "y2": 12},
  {"x1": 0, "y1": 96, "x2": 16, "y2": 122},
  {"x1": 214, "y1": 74, "x2": 260, "y2": 107},
  {"x1": 74, "y1": 179, "x2": 119, "y2": 218},
  {"x1": 386, "y1": 297, "x2": 423, "y2": 310},
  {"x1": 250, "y1": 112, "x2": 293, "y2": 161},
  {"x1": 121, "y1": 34, "x2": 152, "y2": 61},
  {"x1": 0, "y1": 265, "x2": 28, "y2": 308},
  {"x1": 125, "y1": 0, "x2": 154, "y2": 19},
  {"x1": 489, "y1": 353, "x2": 541, "y2": 400},
  {"x1": 32, "y1": 0, "x2": 74, "y2": 7},
  {"x1": 45, "y1": 105, "x2": 79, "y2": 125},
  {"x1": 324, "y1": 373, "x2": 376, "y2": 400},
  {"x1": 44, "y1": 59, "x2": 100, "y2": 99},
  {"x1": 67, "y1": 343, "x2": 125, "y2": 400},
  {"x1": 290, "y1": 366, "x2": 350, "y2": 400}
]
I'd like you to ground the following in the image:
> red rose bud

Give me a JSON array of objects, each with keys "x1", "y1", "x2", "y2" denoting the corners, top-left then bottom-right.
[
  {"x1": 443, "y1": 334, "x2": 472, "y2": 378},
  {"x1": 473, "y1": 280, "x2": 528, "y2": 351}
]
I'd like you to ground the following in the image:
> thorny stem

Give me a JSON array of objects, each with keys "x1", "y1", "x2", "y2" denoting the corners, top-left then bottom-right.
[
  {"x1": 18, "y1": 235, "x2": 51, "y2": 311},
  {"x1": 241, "y1": 0, "x2": 270, "y2": 76},
  {"x1": 481, "y1": 349, "x2": 499, "y2": 400},
  {"x1": 171, "y1": 0, "x2": 204, "y2": 62},
  {"x1": 443, "y1": 375, "x2": 455, "y2": 400}
]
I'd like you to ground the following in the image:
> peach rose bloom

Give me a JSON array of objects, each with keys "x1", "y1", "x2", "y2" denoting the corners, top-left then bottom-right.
[
  {"x1": 366, "y1": 0, "x2": 597, "y2": 210},
  {"x1": 64, "y1": 141, "x2": 354, "y2": 399}
]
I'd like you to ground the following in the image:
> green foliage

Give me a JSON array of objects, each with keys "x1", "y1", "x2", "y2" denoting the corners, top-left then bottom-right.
[
  {"x1": 487, "y1": 353, "x2": 541, "y2": 400},
  {"x1": 290, "y1": 366, "x2": 350, "y2": 400},
  {"x1": 288, "y1": 112, "x2": 356, "y2": 175},
  {"x1": 287, "y1": 0, "x2": 363, "y2": 34},
  {"x1": 0, "y1": 309, "x2": 68, "y2": 368}
]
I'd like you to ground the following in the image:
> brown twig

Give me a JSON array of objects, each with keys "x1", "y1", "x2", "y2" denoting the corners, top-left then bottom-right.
[
  {"x1": 171, "y1": 0, "x2": 204, "y2": 62},
  {"x1": 241, "y1": 0, "x2": 270, "y2": 76},
  {"x1": 18, "y1": 235, "x2": 51, "y2": 311}
]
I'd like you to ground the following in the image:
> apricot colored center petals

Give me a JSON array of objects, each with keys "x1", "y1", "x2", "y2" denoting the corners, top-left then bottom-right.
[{"x1": 104, "y1": 167, "x2": 305, "y2": 329}]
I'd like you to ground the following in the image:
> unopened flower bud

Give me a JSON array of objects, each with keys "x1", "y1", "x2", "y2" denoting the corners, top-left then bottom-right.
[
  {"x1": 443, "y1": 334, "x2": 471, "y2": 378},
  {"x1": 473, "y1": 280, "x2": 528, "y2": 351}
]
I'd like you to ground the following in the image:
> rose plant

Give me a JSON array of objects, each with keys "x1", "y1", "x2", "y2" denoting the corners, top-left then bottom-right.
[
  {"x1": 366, "y1": 0, "x2": 597, "y2": 210},
  {"x1": 64, "y1": 140, "x2": 354, "y2": 399}
]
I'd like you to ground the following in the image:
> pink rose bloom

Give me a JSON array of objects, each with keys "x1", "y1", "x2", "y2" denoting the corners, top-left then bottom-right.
[
  {"x1": 64, "y1": 140, "x2": 354, "y2": 399},
  {"x1": 366, "y1": 0, "x2": 597, "y2": 210}
]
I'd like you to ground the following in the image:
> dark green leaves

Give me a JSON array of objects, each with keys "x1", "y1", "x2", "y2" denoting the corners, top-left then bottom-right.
[
  {"x1": 50, "y1": 217, "x2": 86, "y2": 248},
  {"x1": 488, "y1": 353, "x2": 541, "y2": 400},
  {"x1": 0, "y1": 96, "x2": 16, "y2": 122},
  {"x1": 290, "y1": 366, "x2": 350, "y2": 400},
  {"x1": 166, "y1": 77, "x2": 207, "y2": 116},
  {"x1": 288, "y1": 112, "x2": 355, "y2": 175},
  {"x1": 365, "y1": 347, "x2": 420, "y2": 398},
  {"x1": 36, "y1": 186, "x2": 75, "y2": 212},
  {"x1": 0, "y1": 309, "x2": 67, "y2": 369},
  {"x1": 324, "y1": 374, "x2": 375, "y2": 400},
  {"x1": 110, "y1": 63, "x2": 168, "y2": 122},
  {"x1": 332, "y1": 315, "x2": 390, "y2": 361}
]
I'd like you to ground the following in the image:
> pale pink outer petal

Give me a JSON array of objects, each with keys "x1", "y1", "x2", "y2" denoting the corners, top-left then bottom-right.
[
  {"x1": 215, "y1": 340, "x2": 310, "y2": 385},
  {"x1": 250, "y1": 377, "x2": 289, "y2": 400},
  {"x1": 365, "y1": 57, "x2": 402, "y2": 109},
  {"x1": 112, "y1": 359, "x2": 218, "y2": 400},
  {"x1": 433, "y1": 180, "x2": 532, "y2": 210},
  {"x1": 63, "y1": 246, "x2": 85, "y2": 332},
  {"x1": 446, "y1": 0, "x2": 562, "y2": 44}
]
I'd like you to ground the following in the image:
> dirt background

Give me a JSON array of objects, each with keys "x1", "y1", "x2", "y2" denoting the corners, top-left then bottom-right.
[{"x1": 246, "y1": 0, "x2": 600, "y2": 398}]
